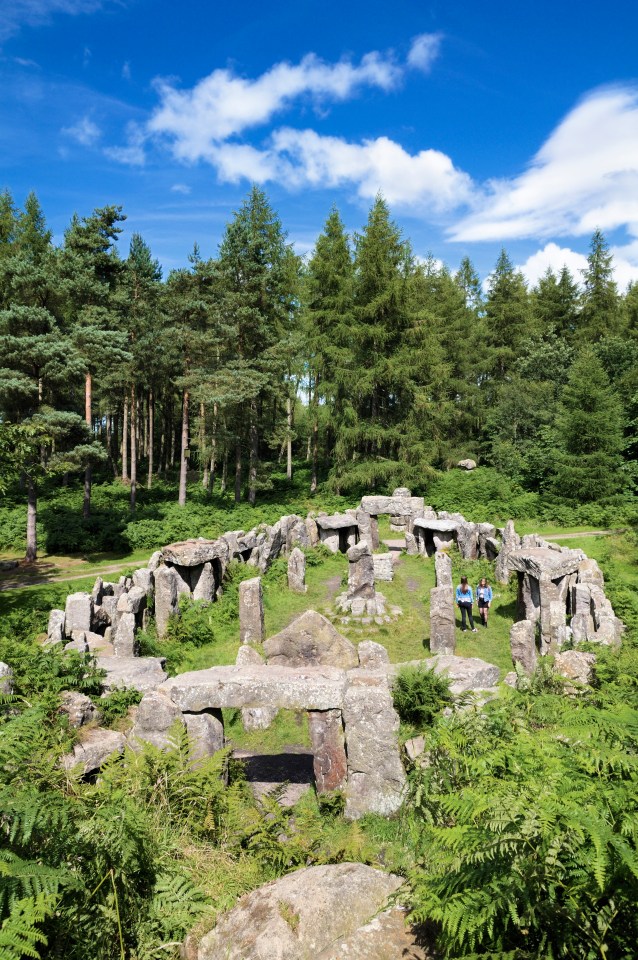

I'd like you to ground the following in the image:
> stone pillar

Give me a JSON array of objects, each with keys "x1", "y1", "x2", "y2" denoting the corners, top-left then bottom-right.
[
  {"x1": 287, "y1": 548, "x2": 307, "y2": 593},
  {"x1": 434, "y1": 551, "x2": 452, "y2": 587},
  {"x1": 356, "y1": 509, "x2": 379, "y2": 551},
  {"x1": 191, "y1": 562, "x2": 216, "y2": 603},
  {"x1": 236, "y1": 644, "x2": 277, "y2": 729},
  {"x1": 308, "y1": 709, "x2": 348, "y2": 793},
  {"x1": 404, "y1": 532, "x2": 418, "y2": 556},
  {"x1": 456, "y1": 521, "x2": 479, "y2": 560},
  {"x1": 495, "y1": 519, "x2": 520, "y2": 584},
  {"x1": 154, "y1": 565, "x2": 180, "y2": 638},
  {"x1": 346, "y1": 542, "x2": 375, "y2": 599},
  {"x1": 239, "y1": 577, "x2": 265, "y2": 644},
  {"x1": 429, "y1": 586, "x2": 456, "y2": 655},
  {"x1": 372, "y1": 553, "x2": 393, "y2": 582},
  {"x1": 64, "y1": 592, "x2": 93, "y2": 637},
  {"x1": 183, "y1": 710, "x2": 224, "y2": 764},
  {"x1": 114, "y1": 612, "x2": 138, "y2": 657},
  {"x1": 510, "y1": 620, "x2": 537, "y2": 674}
]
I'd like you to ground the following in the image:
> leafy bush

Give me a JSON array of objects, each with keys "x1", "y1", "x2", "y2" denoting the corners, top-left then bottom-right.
[{"x1": 393, "y1": 665, "x2": 453, "y2": 728}]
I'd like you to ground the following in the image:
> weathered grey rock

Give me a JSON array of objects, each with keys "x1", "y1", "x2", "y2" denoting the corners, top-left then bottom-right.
[
  {"x1": 342, "y1": 674, "x2": 406, "y2": 819},
  {"x1": 360, "y1": 494, "x2": 425, "y2": 518},
  {"x1": 129, "y1": 690, "x2": 185, "y2": 750},
  {"x1": 355, "y1": 509, "x2": 380, "y2": 551},
  {"x1": 0, "y1": 662, "x2": 13, "y2": 695},
  {"x1": 423, "y1": 654, "x2": 501, "y2": 694},
  {"x1": 154, "y1": 565, "x2": 181, "y2": 638},
  {"x1": 147, "y1": 550, "x2": 162, "y2": 571},
  {"x1": 97, "y1": 595, "x2": 118, "y2": 628},
  {"x1": 554, "y1": 650, "x2": 596, "y2": 686},
  {"x1": 162, "y1": 538, "x2": 222, "y2": 567},
  {"x1": 346, "y1": 541, "x2": 375, "y2": 598},
  {"x1": 404, "y1": 531, "x2": 418, "y2": 555},
  {"x1": 113, "y1": 612, "x2": 138, "y2": 657},
  {"x1": 429, "y1": 586, "x2": 456, "y2": 655},
  {"x1": 132, "y1": 567, "x2": 154, "y2": 597},
  {"x1": 503, "y1": 671, "x2": 518, "y2": 688},
  {"x1": 196, "y1": 863, "x2": 404, "y2": 960},
  {"x1": 434, "y1": 550, "x2": 452, "y2": 587},
  {"x1": 241, "y1": 706, "x2": 278, "y2": 731},
  {"x1": 235, "y1": 645, "x2": 263, "y2": 666},
  {"x1": 358, "y1": 640, "x2": 390, "y2": 670},
  {"x1": 404, "y1": 735, "x2": 426, "y2": 763},
  {"x1": 457, "y1": 458, "x2": 477, "y2": 470},
  {"x1": 577, "y1": 557, "x2": 605, "y2": 588},
  {"x1": 263, "y1": 610, "x2": 358, "y2": 669},
  {"x1": 239, "y1": 577, "x2": 264, "y2": 644},
  {"x1": 495, "y1": 519, "x2": 521, "y2": 583},
  {"x1": 64, "y1": 592, "x2": 93, "y2": 637},
  {"x1": 161, "y1": 664, "x2": 347, "y2": 713},
  {"x1": 413, "y1": 517, "x2": 457, "y2": 556},
  {"x1": 372, "y1": 553, "x2": 394, "y2": 582},
  {"x1": 456, "y1": 521, "x2": 479, "y2": 560},
  {"x1": 183, "y1": 711, "x2": 224, "y2": 762},
  {"x1": 256, "y1": 522, "x2": 285, "y2": 573},
  {"x1": 508, "y1": 547, "x2": 583, "y2": 581},
  {"x1": 287, "y1": 547, "x2": 307, "y2": 593},
  {"x1": 191, "y1": 562, "x2": 216, "y2": 603},
  {"x1": 61, "y1": 728, "x2": 126, "y2": 775},
  {"x1": 317, "y1": 513, "x2": 360, "y2": 531},
  {"x1": 64, "y1": 636, "x2": 88, "y2": 653},
  {"x1": 116, "y1": 585, "x2": 147, "y2": 616},
  {"x1": 59, "y1": 690, "x2": 99, "y2": 728},
  {"x1": 47, "y1": 608, "x2": 65, "y2": 645},
  {"x1": 305, "y1": 515, "x2": 319, "y2": 546},
  {"x1": 318, "y1": 905, "x2": 426, "y2": 960},
  {"x1": 91, "y1": 576, "x2": 104, "y2": 605},
  {"x1": 97, "y1": 656, "x2": 168, "y2": 694},
  {"x1": 308, "y1": 708, "x2": 348, "y2": 793},
  {"x1": 510, "y1": 620, "x2": 537, "y2": 675},
  {"x1": 288, "y1": 518, "x2": 311, "y2": 550}
]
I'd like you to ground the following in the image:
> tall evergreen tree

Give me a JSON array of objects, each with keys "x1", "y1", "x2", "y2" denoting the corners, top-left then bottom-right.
[
  {"x1": 533, "y1": 265, "x2": 580, "y2": 342},
  {"x1": 580, "y1": 229, "x2": 621, "y2": 340},
  {"x1": 484, "y1": 249, "x2": 532, "y2": 381}
]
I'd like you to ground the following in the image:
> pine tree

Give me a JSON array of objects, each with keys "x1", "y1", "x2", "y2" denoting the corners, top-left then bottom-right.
[
  {"x1": 484, "y1": 248, "x2": 532, "y2": 380},
  {"x1": 533, "y1": 265, "x2": 580, "y2": 341},
  {"x1": 580, "y1": 229, "x2": 621, "y2": 340}
]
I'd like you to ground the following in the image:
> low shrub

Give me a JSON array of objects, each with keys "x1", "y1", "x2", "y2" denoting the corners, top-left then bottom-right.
[{"x1": 393, "y1": 665, "x2": 453, "y2": 728}]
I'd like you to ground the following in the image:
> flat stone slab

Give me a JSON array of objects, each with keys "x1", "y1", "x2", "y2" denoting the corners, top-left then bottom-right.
[
  {"x1": 413, "y1": 517, "x2": 458, "y2": 532},
  {"x1": 388, "y1": 655, "x2": 500, "y2": 694},
  {"x1": 162, "y1": 538, "x2": 224, "y2": 567},
  {"x1": 507, "y1": 547, "x2": 583, "y2": 580},
  {"x1": 61, "y1": 728, "x2": 126, "y2": 775},
  {"x1": 161, "y1": 664, "x2": 348, "y2": 712},
  {"x1": 360, "y1": 495, "x2": 424, "y2": 515},
  {"x1": 315, "y1": 513, "x2": 359, "y2": 530},
  {"x1": 97, "y1": 656, "x2": 168, "y2": 694}
]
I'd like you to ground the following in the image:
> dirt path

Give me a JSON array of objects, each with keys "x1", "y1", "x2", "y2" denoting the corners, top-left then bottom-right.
[
  {"x1": 0, "y1": 561, "x2": 136, "y2": 593},
  {"x1": 543, "y1": 529, "x2": 625, "y2": 540}
]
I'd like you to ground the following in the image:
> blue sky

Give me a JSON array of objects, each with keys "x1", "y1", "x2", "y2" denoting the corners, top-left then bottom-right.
[{"x1": 2, "y1": 0, "x2": 638, "y2": 288}]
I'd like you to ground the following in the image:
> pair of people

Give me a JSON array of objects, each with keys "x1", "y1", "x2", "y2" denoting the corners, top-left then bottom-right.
[{"x1": 455, "y1": 577, "x2": 493, "y2": 631}]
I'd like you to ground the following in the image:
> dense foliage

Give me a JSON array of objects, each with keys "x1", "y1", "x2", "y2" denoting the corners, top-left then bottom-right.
[{"x1": 0, "y1": 188, "x2": 636, "y2": 559}]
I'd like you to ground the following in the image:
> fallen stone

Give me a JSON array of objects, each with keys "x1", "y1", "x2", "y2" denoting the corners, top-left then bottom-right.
[
  {"x1": 287, "y1": 547, "x2": 307, "y2": 593},
  {"x1": 510, "y1": 620, "x2": 537, "y2": 675},
  {"x1": 239, "y1": 577, "x2": 264, "y2": 644},
  {"x1": 58, "y1": 690, "x2": 99, "y2": 728},
  {"x1": 554, "y1": 650, "x2": 596, "y2": 686},
  {"x1": 196, "y1": 862, "x2": 404, "y2": 960},
  {"x1": 457, "y1": 458, "x2": 476, "y2": 470},
  {"x1": 263, "y1": 610, "x2": 358, "y2": 669},
  {"x1": 64, "y1": 592, "x2": 93, "y2": 637},
  {"x1": 97, "y1": 656, "x2": 168, "y2": 694},
  {"x1": 61, "y1": 728, "x2": 126, "y2": 775},
  {"x1": 358, "y1": 640, "x2": 390, "y2": 670}
]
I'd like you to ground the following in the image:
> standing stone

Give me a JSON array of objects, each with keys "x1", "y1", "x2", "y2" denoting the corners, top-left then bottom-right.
[
  {"x1": 64, "y1": 593, "x2": 93, "y2": 637},
  {"x1": 308, "y1": 709, "x2": 348, "y2": 793},
  {"x1": 129, "y1": 690, "x2": 185, "y2": 750},
  {"x1": 456, "y1": 521, "x2": 479, "y2": 561},
  {"x1": 510, "y1": 620, "x2": 537, "y2": 674},
  {"x1": 147, "y1": 550, "x2": 162, "y2": 571},
  {"x1": 287, "y1": 547, "x2": 307, "y2": 593},
  {"x1": 0, "y1": 662, "x2": 13, "y2": 695},
  {"x1": 429, "y1": 586, "x2": 456, "y2": 655},
  {"x1": 183, "y1": 710, "x2": 224, "y2": 762},
  {"x1": 288, "y1": 518, "x2": 311, "y2": 550},
  {"x1": 346, "y1": 542, "x2": 375, "y2": 599},
  {"x1": 239, "y1": 577, "x2": 265, "y2": 644},
  {"x1": 114, "y1": 612, "x2": 138, "y2": 657},
  {"x1": 117, "y1": 586, "x2": 147, "y2": 617},
  {"x1": 434, "y1": 551, "x2": 452, "y2": 587},
  {"x1": 404, "y1": 532, "x2": 418, "y2": 556},
  {"x1": 91, "y1": 577, "x2": 104, "y2": 605},
  {"x1": 355, "y1": 510, "x2": 380, "y2": 551},
  {"x1": 191, "y1": 562, "x2": 216, "y2": 603},
  {"x1": 305, "y1": 516, "x2": 319, "y2": 546},
  {"x1": 154, "y1": 565, "x2": 181, "y2": 638},
  {"x1": 132, "y1": 567, "x2": 154, "y2": 597},
  {"x1": 495, "y1": 520, "x2": 520, "y2": 584},
  {"x1": 372, "y1": 553, "x2": 394, "y2": 582},
  {"x1": 342, "y1": 674, "x2": 406, "y2": 819},
  {"x1": 47, "y1": 609, "x2": 65, "y2": 645}
]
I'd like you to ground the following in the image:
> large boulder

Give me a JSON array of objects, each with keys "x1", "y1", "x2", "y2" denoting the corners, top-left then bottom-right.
[
  {"x1": 418, "y1": 654, "x2": 500, "y2": 695},
  {"x1": 128, "y1": 690, "x2": 185, "y2": 750},
  {"x1": 263, "y1": 610, "x2": 358, "y2": 669},
  {"x1": 196, "y1": 863, "x2": 404, "y2": 960},
  {"x1": 64, "y1": 593, "x2": 93, "y2": 637},
  {"x1": 554, "y1": 649, "x2": 596, "y2": 686},
  {"x1": 162, "y1": 539, "x2": 221, "y2": 567}
]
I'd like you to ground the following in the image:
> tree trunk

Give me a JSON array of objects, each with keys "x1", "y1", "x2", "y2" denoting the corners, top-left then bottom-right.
[
  {"x1": 25, "y1": 475, "x2": 37, "y2": 563},
  {"x1": 178, "y1": 388, "x2": 189, "y2": 506},
  {"x1": 209, "y1": 402, "x2": 218, "y2": 496},
  {"x1": 286, "y1": 395, "x2": 293, "y2": 481},
  {"x1": 122, "y1": 391, "x2": 129, "y2": 482},
  {"x1": 311, "y1": 417, "x2": 318, "y2": 495},
  {"x1": 248, "y1": 401, "x2": 258, "y2": 506},
  {"x1": 147, "y1": 388, "x2": 154, "y2": 489},
  {"x1": 221, "y1": 449, "x2": 227, "y2": 494},
  {"x1": 143, "y1": 392, "x2": 149, "y2": 458},
  {"x1": 130, "y1": 383, "x2": 137, "y2": 511},
  {"x1": 83, "y1": 371, "x2": 92, "y2": 518},
  {"x1": 200, "y1": 402, "x2": 209, "y2": 490},
  {"x1": 234, "y1": 440, "x2": 242, "y2": 504}
]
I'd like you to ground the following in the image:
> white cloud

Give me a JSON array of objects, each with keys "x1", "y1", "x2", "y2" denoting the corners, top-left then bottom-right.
[
  {"x1": 104, "y1": 120, "x2": 145, "y2": 164},
  {"x1": 451, "y1": 86, "x2": 638, "y2": 243},
  {"x1": 517, "y1": 241, "x2": 638, "y2": 292},
  {"x1": 146, "y1": 50, "x2": 402, "y2": 159},
  {"x1": 62, "y1": 115, "x2": 101, "y2": 146},
  {"x1": 170, "y1": 183, "x2": 191, "y2": 195},
  {"x1": 407, "y1": 33, "x2": 442, "y2": 73},
  {"x1": 0, "y1": 0, "x2": 106, "y2": 41},
  {"x1": 121, "y1": 60, "x2": 131, "y2": 81}
]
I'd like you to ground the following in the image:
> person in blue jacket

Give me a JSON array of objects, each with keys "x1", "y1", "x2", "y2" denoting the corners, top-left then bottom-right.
[
  {"x1": 476, "y1": 577, "x2": 493, "y2": 628},
  {"x1": 455, "y1": 576, "x2": 478, "y2": 632}
]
